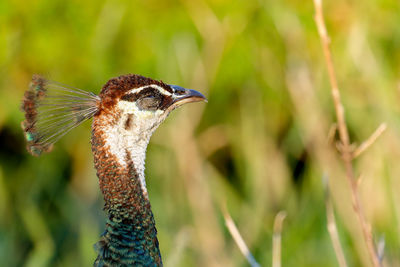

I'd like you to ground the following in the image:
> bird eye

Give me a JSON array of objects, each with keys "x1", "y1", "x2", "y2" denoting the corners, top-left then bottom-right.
[{"x1": 137, "y1": 95, "x2": 161, "y2": 111}]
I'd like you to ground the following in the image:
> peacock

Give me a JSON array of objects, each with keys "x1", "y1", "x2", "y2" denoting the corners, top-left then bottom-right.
[{"x1": 21, "y1": 74, "x2": 206, "y2": 266}]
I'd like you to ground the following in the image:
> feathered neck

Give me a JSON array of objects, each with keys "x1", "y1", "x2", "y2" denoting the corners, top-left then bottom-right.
[{"x1": 91, "y1": 113, "x2": 162, "y2": 266}]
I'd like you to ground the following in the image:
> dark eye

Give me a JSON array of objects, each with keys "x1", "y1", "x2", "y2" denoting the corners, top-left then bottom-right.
[{"x1": 136, "y1": 95, "x2": 161, "y2": 111}]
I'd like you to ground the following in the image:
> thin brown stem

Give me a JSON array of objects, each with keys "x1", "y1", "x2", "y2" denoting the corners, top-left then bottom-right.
[
  {"x1": 326, "y1": 189, "x2": 348, "y2": 267},
  {"x1": 353, "y1": 123, "x2": 387, "y2": 159},
  {"x1": 313, "y1": 0, "x2": 381, "y2": 266},
  {"x1": 272, "y1": 211, "x2": 287, "y2": 267},
  {"x1": 222, "y1": 206, "x2": 260, "y2": 267}
]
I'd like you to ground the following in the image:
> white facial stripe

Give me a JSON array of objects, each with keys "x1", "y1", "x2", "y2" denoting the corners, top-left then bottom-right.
[{"x1": 127, "y1": 84, "x2": 172, "y2": 96}]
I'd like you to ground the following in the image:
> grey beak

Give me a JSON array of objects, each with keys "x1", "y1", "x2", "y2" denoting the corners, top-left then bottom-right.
[{"x1": 169, "y1": 85, "x2": 208, "y2": 104}]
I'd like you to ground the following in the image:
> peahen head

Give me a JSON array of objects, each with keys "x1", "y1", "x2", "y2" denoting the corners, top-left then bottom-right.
[
  {"x1": 97, "y1": 74, "x2": 206, "y2": 129},
  {"x1": 22, "y1": 74, "x2": 206, "y2": 157}
]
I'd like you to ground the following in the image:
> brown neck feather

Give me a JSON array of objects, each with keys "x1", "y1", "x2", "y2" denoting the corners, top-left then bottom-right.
[
  {"x1": 91, "y1": 115, "x2": 151, "y2": 218},
  {"x1": 91, "y1": 115, "x2": 162, "y2": 266}
]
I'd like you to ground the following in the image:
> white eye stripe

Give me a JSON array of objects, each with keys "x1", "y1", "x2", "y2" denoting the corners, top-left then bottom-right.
[{"x1": 127, "y1": 84, "x2": 172, "y2": 96}]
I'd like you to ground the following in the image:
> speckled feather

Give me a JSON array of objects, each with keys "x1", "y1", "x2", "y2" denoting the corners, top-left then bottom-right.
[{"x1": 91, "y1": 126, "x2": 161, "y2": 266}]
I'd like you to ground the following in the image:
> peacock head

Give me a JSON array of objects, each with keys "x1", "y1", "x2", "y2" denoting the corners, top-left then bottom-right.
[{"x1": 95, "y1": 75, "x2": 206, "y2": 138}]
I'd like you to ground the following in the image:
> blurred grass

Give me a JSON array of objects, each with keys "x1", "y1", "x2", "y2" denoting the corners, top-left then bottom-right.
[{"x1": 1, "y1": 0, "x2": 400, "y2": 266}]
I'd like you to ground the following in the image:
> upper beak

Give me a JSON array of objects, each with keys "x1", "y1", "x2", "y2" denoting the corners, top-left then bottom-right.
[{"x1": 169, "y1": 85, "x2": 207, "y2": 107}]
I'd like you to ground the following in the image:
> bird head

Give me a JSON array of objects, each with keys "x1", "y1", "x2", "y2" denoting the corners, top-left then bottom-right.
[
  {"x1": 96, "y1": 74, "x2": 206, "y2": 136},
  {"x1": 21, "y1": 74, "x2": 206, "y2": 158},
  {"x1": 92, "y1": 74, "x2": 206, "y2": 167}
]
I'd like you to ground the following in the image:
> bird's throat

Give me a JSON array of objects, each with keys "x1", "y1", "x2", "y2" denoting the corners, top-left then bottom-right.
[{"x1": 91, "y1": 117, "x2": 162, "y2": 266}]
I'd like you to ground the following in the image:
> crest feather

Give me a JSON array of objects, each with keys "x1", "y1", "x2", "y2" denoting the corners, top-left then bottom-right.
[{"x1": 21, "y1": 75, "x2": 99, "y2": 156}]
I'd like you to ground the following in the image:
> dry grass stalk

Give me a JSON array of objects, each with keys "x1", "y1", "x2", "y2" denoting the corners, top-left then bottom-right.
[
  {"x1": 352, "y1": 123, "x2": 387, "y2": 159},
  {"x1": 313, "y1": 0, "x2": 382, "y2": 266},
  {"x1": 272, "y1": 211, "x2": 286, "y2": 267},
  {"x1": 222, "y1": 206, "x2": 260, "y2": 267},
  {"x1": 325, "y1": 183, "x2": 348, "y2": 267}
]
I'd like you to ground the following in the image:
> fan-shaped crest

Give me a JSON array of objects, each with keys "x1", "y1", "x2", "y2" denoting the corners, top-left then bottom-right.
[{"x1": 21, "y1": 75, "x2": 99, "y2": 156}]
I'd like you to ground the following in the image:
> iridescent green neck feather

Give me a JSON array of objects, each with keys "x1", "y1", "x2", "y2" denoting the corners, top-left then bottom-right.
[{"x1": 91, "y1": 119, "x2": 162, "y2": 267}]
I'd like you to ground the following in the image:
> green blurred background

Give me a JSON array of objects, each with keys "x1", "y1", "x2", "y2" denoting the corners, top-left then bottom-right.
[{"x1": 1, "y1": 0, "x2": 400, "y2": 266}]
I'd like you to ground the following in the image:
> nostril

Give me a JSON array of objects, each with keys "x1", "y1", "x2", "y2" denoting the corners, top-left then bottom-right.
[{"x1": 175, "y1": 89, "x2": 186, "y2": 95}]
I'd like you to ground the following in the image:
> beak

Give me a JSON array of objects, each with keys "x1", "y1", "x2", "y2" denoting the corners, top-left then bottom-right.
[{"x1": 169, "y1": 85, "x2": 207, "y2": 107}]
